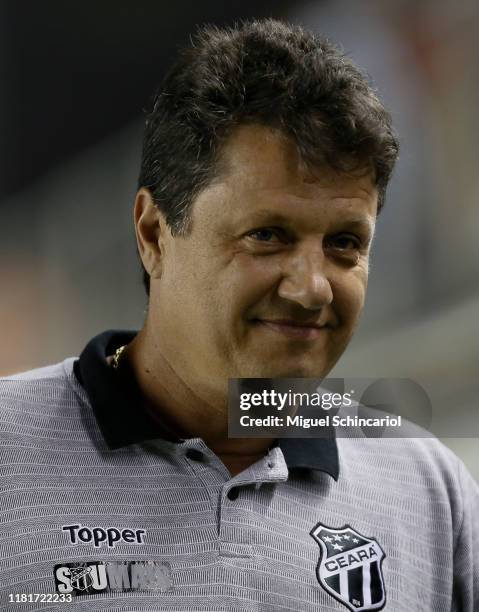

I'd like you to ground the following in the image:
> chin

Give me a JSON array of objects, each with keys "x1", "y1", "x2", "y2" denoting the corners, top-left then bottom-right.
[
  {"x1": 275, "y1": 368, "x2": 329, "y2": 378},
  {"x1": 241, "y1": 359, "x2": 331, "y2": 379}
]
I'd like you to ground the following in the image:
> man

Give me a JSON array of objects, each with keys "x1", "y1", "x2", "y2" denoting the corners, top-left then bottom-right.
[{"x1": 1, "y1": 19, "x2": 477, "y2": 612}]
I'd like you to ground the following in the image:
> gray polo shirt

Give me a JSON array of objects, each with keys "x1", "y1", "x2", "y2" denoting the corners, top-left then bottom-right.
[{"x1": 1, "y1": 331, "x2": 478, "y2": 611}]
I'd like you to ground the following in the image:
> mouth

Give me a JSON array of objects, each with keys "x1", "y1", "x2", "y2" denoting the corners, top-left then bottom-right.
[{"x1": 252, "y1": 318, "x2": 330, "y2": 341}]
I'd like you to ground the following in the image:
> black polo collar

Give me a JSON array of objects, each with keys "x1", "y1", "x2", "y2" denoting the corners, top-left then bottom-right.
[{"x1": 74, "y1": 330, "x2": 339, "y2": 480}]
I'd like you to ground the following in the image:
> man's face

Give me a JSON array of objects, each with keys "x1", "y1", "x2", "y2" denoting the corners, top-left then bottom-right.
[{"x1": 147, "y1": 125, "x2": 377, "y2": 395}]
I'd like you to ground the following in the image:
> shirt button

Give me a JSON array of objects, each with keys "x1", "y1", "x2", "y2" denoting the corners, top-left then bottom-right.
[
  {"x1": 186, "y1": 448, "x2": 204, "y2": 462},
  {"x1": 227, "y1": 487, "x2": 240, "y2": 501}
]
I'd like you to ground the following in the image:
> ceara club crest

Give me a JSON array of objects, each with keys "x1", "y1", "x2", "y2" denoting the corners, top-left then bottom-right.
[{"x1": 311, "y1": 523, "x2": 386, "y2": 611}]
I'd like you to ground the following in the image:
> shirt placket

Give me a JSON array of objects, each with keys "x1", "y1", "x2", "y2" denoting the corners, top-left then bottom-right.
[
  {"x1": 176, "y1": 440, "x2": 290, "y2": 559},
  {"x1": 217, "y1": 446, "x2": 289, "y2": 558}
]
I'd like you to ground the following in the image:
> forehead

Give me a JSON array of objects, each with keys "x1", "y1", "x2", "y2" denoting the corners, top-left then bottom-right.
[
  {"x1": 189, "y1": 124, "x2": 378, "y2": 234},
  {"x1": 215, "y1": 123, "x2": 377, "y2": 205}
]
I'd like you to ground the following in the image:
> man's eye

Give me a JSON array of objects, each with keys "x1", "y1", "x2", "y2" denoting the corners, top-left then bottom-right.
[
  {"x1": 328, "y1": 234, "x2": 361, "y2": 250},
  {"x1": 248, "y1": 228, "x2": 281, "y2": 242}
]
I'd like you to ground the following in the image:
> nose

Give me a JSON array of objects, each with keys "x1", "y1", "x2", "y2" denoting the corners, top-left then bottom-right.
[{"x1": 277, "y1": 244, "x2": 333, "y2": 310}]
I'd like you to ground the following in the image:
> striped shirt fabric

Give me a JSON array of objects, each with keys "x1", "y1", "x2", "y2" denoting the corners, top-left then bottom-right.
[{"x1": 1, "y1": 334, "x2": 478, "y2": 611}]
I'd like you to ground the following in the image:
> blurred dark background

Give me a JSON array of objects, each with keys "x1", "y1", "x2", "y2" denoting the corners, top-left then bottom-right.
[
  {"x1": 2, "y1": 0, "x2": 478, "y2": 475},
  {"x1": 0, "y1": 0, "x2": 288, "y2": 198}
]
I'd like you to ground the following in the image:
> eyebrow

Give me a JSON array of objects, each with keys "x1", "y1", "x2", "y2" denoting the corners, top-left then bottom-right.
[
  {"x1": 246, "y1": 210, "x2": 293, "y2": 225},
  {"x1": 246, "y1": 210, "x2": 375, "y2": 234},
  {"x1": 339, "y1": 218, "x2": 375, "y2": 233}
]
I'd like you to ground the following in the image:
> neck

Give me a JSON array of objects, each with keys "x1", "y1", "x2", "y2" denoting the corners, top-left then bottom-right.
[{"x1": 124, "y1": 328, "x2": 273, "y2": 472}]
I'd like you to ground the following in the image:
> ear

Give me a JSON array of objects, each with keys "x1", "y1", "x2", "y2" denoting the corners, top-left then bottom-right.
[{"x1": 134, "y1": 188, "x2": 166, "y2": 280}]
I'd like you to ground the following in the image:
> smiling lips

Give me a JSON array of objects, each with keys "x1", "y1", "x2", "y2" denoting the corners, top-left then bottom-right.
[{"x1": 255, "y1": 318, "x2": 330, "y2": 340}]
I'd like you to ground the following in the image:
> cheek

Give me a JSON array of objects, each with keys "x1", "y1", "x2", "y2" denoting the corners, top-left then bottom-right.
[
  {"x1": 222, "y1": 254, "x2": 283, "y2": 314},
  {"x1": 332, "y1": 270, "x2": 368, "y2": 325},
  {"x1": 156, "y1": 254, "x2": 214, "y2": 340}
]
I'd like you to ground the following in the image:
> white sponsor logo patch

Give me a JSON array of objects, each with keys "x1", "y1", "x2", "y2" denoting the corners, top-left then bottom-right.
[{"x1": 54, "y1": 561, "x2": 172, "y2": 594}]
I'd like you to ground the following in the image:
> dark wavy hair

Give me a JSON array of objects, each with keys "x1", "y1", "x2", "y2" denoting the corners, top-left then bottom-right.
[{"x1": 138, "y1": 19, "x2": 399, "y2": 293}]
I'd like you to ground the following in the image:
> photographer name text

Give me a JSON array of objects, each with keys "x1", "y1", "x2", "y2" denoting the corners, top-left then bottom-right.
[{"x1": 238, "y1": 414, "x2": 402, "y2": 428}]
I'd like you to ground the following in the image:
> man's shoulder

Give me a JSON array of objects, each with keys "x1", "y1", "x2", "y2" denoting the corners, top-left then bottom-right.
[
  {"x1": 338, "y1": 433, "x2": 467, "y2": 513},
  {"x1": 0, "y1": 358, "x2": 92, "y2": 438},
  {"x1": 0, "y1": 358, "x2": 80, "y2": 401},
  {"x1": 1, "y1": 359, "x2": 73, "y2": 382},
  {"x1": 339, "y1": 431, "x2": 461, "y2": 473}
]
